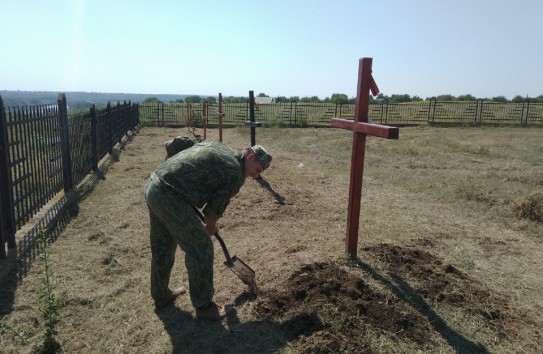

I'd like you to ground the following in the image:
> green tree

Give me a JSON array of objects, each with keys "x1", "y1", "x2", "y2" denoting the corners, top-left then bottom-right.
[
  {"x1": 331, "y1": 93, "x2": 348, "y2": 103},
  {"x1": 389, "y1": 94, "x2": 411, "y2": 103},
  {"x1": 275, "y1": 96, "x2": 288, "y2": 103},
  {"x1": 185, "y1": 95, "x2": 202, "y2": 103},
  {"x1": 143, "y1": 97, "x2": 160, "y2": 104},
  {"x1": 300, "y1": 96, "x2": 320, "y2": 102},
  {"x1": 257, "y1": 93, "x2": 267, "y2": 97},
  {"x1": 436, "y1": 94, "x2": 455, "y2": 101},
  {"x1": 491, "y1": 96, "x2": 508, "y2": 103},
  {"x1": 205, "y1": 96, "x2": 217, "y2": 103},
  {"x1": 301, "y1": 96, "x2": 320, "y2": 102},
  {"x1": 458, "y1": 94, "x2": 477, "y2": 101},
  {"x1": 512, "y1": 95, "x2": 525, "y2": 103},
  {"x1": 224, "y1": 96, "x2": 247, "y2": 103}
]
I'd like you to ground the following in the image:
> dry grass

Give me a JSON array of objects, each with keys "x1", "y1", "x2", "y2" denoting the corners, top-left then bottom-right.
[
  {"x1": 512, "y1": 193, "x2": 543, "y2": 222},
  {"x1": 1, "y1": 125, "x2": 542, "y2": 353}
]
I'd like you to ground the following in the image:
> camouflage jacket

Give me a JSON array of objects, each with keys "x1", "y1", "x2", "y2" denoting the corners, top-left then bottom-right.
[{"x1": 154, "y1": 141, "x2": 245, "y2": 219}]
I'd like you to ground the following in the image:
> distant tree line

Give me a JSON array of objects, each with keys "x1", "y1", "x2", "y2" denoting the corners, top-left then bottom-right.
[
  {"x1": 1, "y1": 91, "x2": 189, "y2": 109},
  {"x1": 146, "y1": 92, "x2": 543, "y2": 105},
  {"x1": 374, "y1": 93, "x2": 543, "y2": 104},
  {"x1": 4, "y1": 90, "x2": 543, "y2": 108}
]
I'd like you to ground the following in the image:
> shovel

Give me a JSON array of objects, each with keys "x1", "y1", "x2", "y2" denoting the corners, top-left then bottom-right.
[{"x1": 191, "y1": 206, "x2": 257, "y2": 291}]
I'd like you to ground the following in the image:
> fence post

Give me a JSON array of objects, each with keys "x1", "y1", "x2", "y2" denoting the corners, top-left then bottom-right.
[
  {"x1": 202, "y1": 101, "x2": 208, "y2": 139},
  {"x1": 288, "y1": 101, "x2": 293, "y2": 125},
  {"x1": 58, "y1": 93, "x2": 74, "y2": 193},
  {"x1": 116, "y1": 101, "x2": 122, "y2": 144},
  {"x1": 248, "y1": 91, "x2": 256, "y2": 146},
  {"x1": 477, "y1": 99, "x2": 484, "y2": 124},
  {"x1": 0, "y1": 96, "x2": 16, "y2": 258},
  {"x1": 523, "y1": 100, "x2": 530, "y2": 125},
  {"x1": 473, "y1": 100, "x2": 478, "y2": 123},
  {"x1": 157, "y1": 101, "x2": 162, "y2": 126},
  {"x1": 106, "y1": 102, "x2": 113, "y2": 154},
  {"x1": 293, "y1": 101, "x2": 298, "y2": 126},
  {"x1": 430, "y1": 98, "x2": 436, "y2": 123},
  {"x1": 384, "y1": 99, "x2": 389, "y2": 124},
  {"x1": 334, "y1": 99, "x2": 343, "y2": 118},
  {"x1": 134, "y1": 101, "x2": 140, "y2": 127},
  {"x1": 90, "y1": 104, "x2": 99, "y2": 172},
  {"x1": 218, "y1": 93, "x2": 224, "y2": 142}
]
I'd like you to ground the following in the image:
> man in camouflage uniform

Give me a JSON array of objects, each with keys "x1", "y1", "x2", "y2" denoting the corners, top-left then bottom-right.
[{"x1": 144, "y1": 139, "x2": 272, "y2": 320}]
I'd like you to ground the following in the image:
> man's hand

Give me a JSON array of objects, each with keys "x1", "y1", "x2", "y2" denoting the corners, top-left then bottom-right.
[{"x1": 204, "y1": 216, "x2": 219, "y2": 236}]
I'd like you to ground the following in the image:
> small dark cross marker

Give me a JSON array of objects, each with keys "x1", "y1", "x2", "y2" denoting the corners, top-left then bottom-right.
[
  {"x1": 246, "y1": 90, "x2": 261, "y2": 147},
  {"x1": 331, "y1": 57, "x2": 399, "y2": 258}
]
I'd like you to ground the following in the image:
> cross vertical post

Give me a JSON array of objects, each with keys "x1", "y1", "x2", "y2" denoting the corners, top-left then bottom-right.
[
  {"x1": 249, "y1": 90, "x2": 256, "y2": 146},
  {"x1": 331, "y1": 58, "x2": 399, "y2": 258},
  {"x1": 218, "y1": 93, "x2": 224, "y2": 142},
  {"x1": 245, "y1": 90, "x2": 262, "y2": 147}
]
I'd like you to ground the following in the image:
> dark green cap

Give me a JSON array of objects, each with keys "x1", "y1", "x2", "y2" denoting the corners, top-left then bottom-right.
[{"x1": 250, "y1": 145, "x2": 272, "y2": 170}]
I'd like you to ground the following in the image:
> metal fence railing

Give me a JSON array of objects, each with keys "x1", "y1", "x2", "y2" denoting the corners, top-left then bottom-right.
[
  {"x1": 138, "y1": 100, "x2": 543, "y2": 127},
  {"x1": 0, "y1": 93, "x2": 139, "y2": 274}
]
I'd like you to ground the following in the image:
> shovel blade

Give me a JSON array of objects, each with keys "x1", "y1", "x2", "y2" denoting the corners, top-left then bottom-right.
[{"x1": 225, "y1": 256, "x2": 256, "y2": 289}]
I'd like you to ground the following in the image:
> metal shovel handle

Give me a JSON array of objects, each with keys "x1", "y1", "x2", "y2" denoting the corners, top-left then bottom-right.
[
  {"x1": 211, "y1": 232, "x2": 234, "y2": 266},
  {"x1": 191, "y1": 205, "x2": 234, "y2": 265}
]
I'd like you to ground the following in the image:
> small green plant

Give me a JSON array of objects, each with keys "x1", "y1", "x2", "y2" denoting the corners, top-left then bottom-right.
[
  {"x1": 457, "y1": 181, "x2": 496, "y2": 205},
  {"x1": 267, "y1": 117, "x2": 284, "y2": 128},
  {"x1": 473, "y1": 145, "x2": 490, "y2": 155},
  {"x1": 192, "y1": 113, "x2": 204, "y2": 127},
  {"x1": 36, "y1": 229, "x2": 62, "y2": 353},
  {"x1": 459, "y1": 259, "x2": 476, "y2": 271},
  {"x1": 0, "y1": 315, "x2": 32, "y2": 342},
  {"x1": 512, "y1": 193, "x2": 543, "y2": 223},
  {"x1": 297, "y1": 115, "x2": 308, "y2": 127}
]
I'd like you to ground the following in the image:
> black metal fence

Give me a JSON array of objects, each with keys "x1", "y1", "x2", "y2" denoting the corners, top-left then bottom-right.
[
  {"x1": 0, "y1": 94, "x2": 139, "y2": 269},
  {"x1": 138, "y1": 99, "x2": 543, "y2": 127}
]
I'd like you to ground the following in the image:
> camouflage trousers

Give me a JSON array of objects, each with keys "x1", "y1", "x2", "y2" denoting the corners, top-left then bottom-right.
[{"x1": 144, "y1": 173, "x2": 214, "y2": 308}]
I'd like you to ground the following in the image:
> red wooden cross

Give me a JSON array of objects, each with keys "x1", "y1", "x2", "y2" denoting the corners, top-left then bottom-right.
[{"x1": 331, "y1": 57, "x2": 399, "y2": 258}]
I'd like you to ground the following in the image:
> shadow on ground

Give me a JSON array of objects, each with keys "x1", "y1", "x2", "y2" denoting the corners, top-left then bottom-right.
[
  {"x1": 355, "y1": 256, "x2": 489, "y2": 353},
  {"x1": 255, "y1": 177, "x2": 285, "y2": 205},
  {"x1": 155, "y1": 307, "x2": 297, "y2": 354},
  {"x1": 0, "y1": 256, "x2": 17, "y2": 315}
]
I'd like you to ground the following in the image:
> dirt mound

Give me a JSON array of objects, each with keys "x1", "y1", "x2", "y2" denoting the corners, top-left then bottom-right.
[
  {"x1": 363, "y1": 243, "x2": 510, "y2": 319},
  {"x1": 254, "y1": 262, "x2": 431, "y2": 353},
  {"x1": 252, "y1": 244, "x2": 520, "y2": 352}
]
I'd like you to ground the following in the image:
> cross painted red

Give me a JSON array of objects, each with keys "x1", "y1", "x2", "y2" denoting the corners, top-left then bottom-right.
[{"x1": 331, "y1": 57, "x2": 399, "y2": 258}]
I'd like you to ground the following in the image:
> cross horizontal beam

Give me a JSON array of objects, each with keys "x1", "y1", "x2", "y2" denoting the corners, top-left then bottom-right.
[{"x1": 331, "y1": 118, "x2": 399, "y2": 139}]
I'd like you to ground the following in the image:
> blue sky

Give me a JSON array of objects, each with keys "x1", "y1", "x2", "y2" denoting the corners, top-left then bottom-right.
[{"x1": 1, "y1": 0, "x2": 541, "y2": 99}]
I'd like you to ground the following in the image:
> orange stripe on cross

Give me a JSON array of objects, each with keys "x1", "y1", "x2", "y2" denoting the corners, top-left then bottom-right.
[{"x1": 331, "y1": 57, "x2": 399, "y2": 258}]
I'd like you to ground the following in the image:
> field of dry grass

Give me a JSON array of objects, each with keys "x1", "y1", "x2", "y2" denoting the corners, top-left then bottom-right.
[{"x1": 1, "y1": 125, "x2": 542, "y2": 353}]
